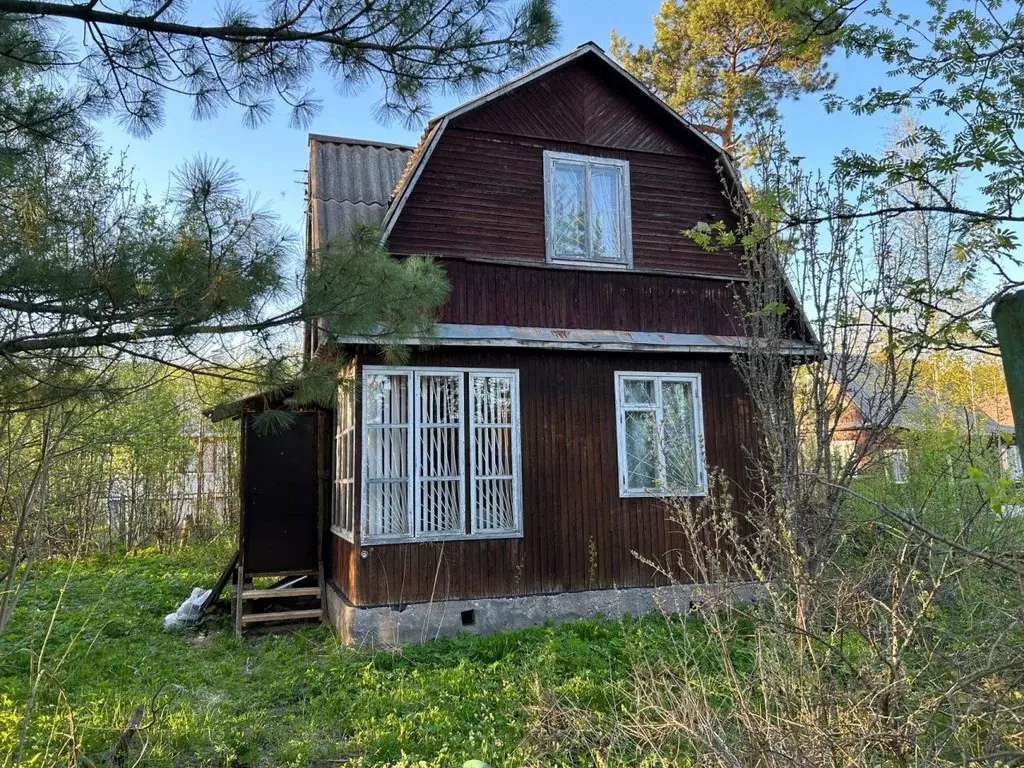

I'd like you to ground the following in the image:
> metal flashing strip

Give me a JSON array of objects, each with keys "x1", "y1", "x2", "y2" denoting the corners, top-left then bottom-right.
[{"x1": 333, "y1": 324, "x2": 818, "y2": 355}]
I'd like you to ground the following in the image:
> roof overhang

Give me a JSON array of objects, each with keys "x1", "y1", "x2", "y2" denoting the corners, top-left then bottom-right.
[
  {"x1": 332, "y1": 323, "x2": 819, "y2": 356},
  {"x1": 204, "y1": 384, "x2": 298, "y2": 423}
]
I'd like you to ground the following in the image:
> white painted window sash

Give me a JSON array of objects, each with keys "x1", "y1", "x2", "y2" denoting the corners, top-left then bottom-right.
[
  {"x1": 1002, "y1": 444, "x2": 1022, "y2": 482},
  {"x1": 543, "y1": 150, "x2": 632, "y2": 268},
  {"x1": 333, "y1": 377, "x2": 357, "y2": 542},
  {"x1": 469, "y1": 371, "x2": 523, "y2": 536},
  {"x1": 361, "y1": 366, "x2": 523, "y2": 545},
  {"x1": 885, "y1": 448, "x2": 909, "y2": 485},
  {"x1": 413, "y1": 371, "x2": 466, "y2": 539},
  {"x1": 361, "y1": 371, "x2": 414, "y2": 542},
  {"x1": 614, "y1": 371, "x2": 708, "y2": 498}
]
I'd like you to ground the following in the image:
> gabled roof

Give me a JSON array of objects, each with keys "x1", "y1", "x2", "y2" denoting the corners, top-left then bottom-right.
[
  {"x1": 307, "y1": 134, "x2": 412, "y2": 251},
  {"x1": 836, "y1": 359, "x2": 1011, "y2": 435},
  {"x1": 838, "y1": 360, "x2": 939, "y2": 431},
  {"x1": 306, "y1": 43, "x2": 819, "y2": 351},
  {"x1": 378, "y1": 41, "x2": 740, "y2": 241}
]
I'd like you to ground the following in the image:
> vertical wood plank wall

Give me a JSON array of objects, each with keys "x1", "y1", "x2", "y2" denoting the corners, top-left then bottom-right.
[
  {"x1": 330, "y1": 348, "x2": 758, "y2": 607},
  {"x1": 437, "y1": 260, "x2": 747, "y2": 336}
]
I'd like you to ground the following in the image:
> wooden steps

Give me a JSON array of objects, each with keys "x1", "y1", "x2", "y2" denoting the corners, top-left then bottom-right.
[
  {"x1": 241, "y1": 586, "x2": 321, "y2": 600},
  {"x1": 234, "y1": 570, "x2": 323, "y2": 634},
  {"x1": 241, "y1": 608, "x2": 322, "y2": 625}
]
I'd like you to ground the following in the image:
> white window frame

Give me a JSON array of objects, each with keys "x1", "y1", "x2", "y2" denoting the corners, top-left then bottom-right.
[
  {"x1": 469, "y1": 371, "x2": 523, "y2": 536},
  {"x1": 362, "y1": 369, "x2": 414, "y2": 542},
  {"x1": 413, "y1": 370, "x2": 467, "y2": 539},
  {"x1": 832, "y1": 439, "x2": 859, "y2": 476},
  {"x1": 361, "y1": 366, "x2": 523, "y2": 544},
  {"x1": 543, "y1": 150, "x2": 633, "y2": 268},
  {"x1": 885, "y1": 448, "x2": 909, "y2": 485},
  {"x1": 614, "y1": 371, "x2": 708, "y2": 498},
  {"x1": 1002, "y1": 444, "x2": 1023, "y2": 482},
  {"x1": 332, "y1": 374, "x2": 357, "y2": 542}
]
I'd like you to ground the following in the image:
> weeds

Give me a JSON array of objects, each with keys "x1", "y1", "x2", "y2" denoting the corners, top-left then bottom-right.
[{"x1": 0, "y1": 541, "x2": 713, "y2": 767}]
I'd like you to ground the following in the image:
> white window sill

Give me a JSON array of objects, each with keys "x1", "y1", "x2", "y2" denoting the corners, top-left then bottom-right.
[
  {"x1": 360, "y1": 529, "x2": 524, "y2": 546},
  {"x1": 331, "y1": 525, "x2": 356, "y2": 543},
  {"x1": 619, "y1": 488, "x2": 709, "y2": 499},
  {"x1": 548, "y1": 257, "x2": 632, "y2": 270}
]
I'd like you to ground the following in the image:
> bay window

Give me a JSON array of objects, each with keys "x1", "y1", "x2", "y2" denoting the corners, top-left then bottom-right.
[
  {"x1": 614, "y1": 372, "x2": 707, "y2": 497},
  {"x1": 360, "y1": 367, "x2": 522, "y2": 543}
]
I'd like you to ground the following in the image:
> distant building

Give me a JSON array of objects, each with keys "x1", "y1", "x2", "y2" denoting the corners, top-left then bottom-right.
[{"x1": 830, "y1": 360, "x2": 1018, "y2": 483}]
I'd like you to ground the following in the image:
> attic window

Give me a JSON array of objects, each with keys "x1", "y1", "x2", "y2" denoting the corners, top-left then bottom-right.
[{"x1": 543, "y1": 151, "x2": 632, "y2": 267}]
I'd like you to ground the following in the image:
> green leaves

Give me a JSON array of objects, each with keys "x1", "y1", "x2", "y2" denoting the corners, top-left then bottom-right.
[
  {"x1": 306, "y1": 225, "x2": 450, "y2": 350},
  {"x1": 0, "y1": 1, "x2": 556, "y2": 135},
  {"x1": 837, "y1": 2, "x2": 1024, "y2": 225}
]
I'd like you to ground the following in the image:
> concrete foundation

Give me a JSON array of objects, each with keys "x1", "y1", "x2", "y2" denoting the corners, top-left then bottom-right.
[{"x1": 326, "y1": 581, "x2": 763, "y2": 647}]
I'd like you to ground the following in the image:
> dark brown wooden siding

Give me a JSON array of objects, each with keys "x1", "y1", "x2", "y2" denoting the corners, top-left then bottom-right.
[
  {"x1": 438, "y1": 260, "x2": 744, "y2": 335},
  {"x1": 329, "y1": 347, "x2": 758, "y2": 607},
  {"x1": 451, "y1": 59, "x2": 697, "y2": 154},
  {"x1": 387, "y1": 57, "x2": 743, "y2": 279}
]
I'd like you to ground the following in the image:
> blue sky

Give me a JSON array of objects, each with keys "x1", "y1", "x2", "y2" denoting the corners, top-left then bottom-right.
[{"x1": 96, "y1": 0, "x2": 904, "y2": 247}]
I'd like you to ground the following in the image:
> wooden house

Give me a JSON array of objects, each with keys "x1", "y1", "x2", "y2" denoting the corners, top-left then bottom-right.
[
  {"x1": 830, "y1": 360, "x2": 1018, "y2": 485},
  {"x1": 217, "y1": 43, "x2": 815, "y2": 640}
]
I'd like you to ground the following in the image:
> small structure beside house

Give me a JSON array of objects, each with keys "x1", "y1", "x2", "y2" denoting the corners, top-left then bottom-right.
[{"x1": 212, "y1": 43, "x2": 815, "y2": 642}]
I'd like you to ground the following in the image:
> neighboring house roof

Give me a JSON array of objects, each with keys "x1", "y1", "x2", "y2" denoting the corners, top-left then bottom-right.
[
  {"x1": 307, "y1": 134, "x2": 413, "y2": 252},
  {"x1": 839, "y1": 361, "x2": 938, "y2": 430},
  {"x1": 836, "y1": 359, "x2": 1012, "y2": 436}
]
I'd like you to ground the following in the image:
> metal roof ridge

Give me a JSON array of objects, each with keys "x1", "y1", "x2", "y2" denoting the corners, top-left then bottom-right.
[{"x1": 308, "y1": 133, "x2": 414, "y2": 151}]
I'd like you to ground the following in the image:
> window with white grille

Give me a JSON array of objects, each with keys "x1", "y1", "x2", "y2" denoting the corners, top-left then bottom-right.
[
  {"x1": 333, "y1": 378, "x2": 357, "y2": 540},
  {"x1": 414, "y1": 372, "x2": 465, "y2": 537},
  {"x1": 614, "y1": 372, "x2": 707, "y2": 498},
  {"x1": 543, "y1": 150, "x2": 632, "y2": 267},
  {"x1": 361, "y1": 367, "x2": 522, "y2": 543},
  {"x1": 470, "y1": 372, "x2": 521, "y2": 534}
]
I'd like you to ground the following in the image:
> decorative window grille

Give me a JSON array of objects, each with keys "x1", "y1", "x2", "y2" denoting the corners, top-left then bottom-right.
[
  {"x1": 614, "y1": 372, "x2": 707, "y2": 498},
  {"x1": 885, "y1": 448, "x2": 909, "y2": 485},
  {"x1": 414, "y1": 372, "x2": 465, "y2": 536},
  {"x1": 363, "y1": 371, "x2": 412, "y2": 538},
  {"x1": 361, "y1": 367, "x2": 522, "y2": 543},
  {"x1": 469, "y1": 372, "x2": 521, "y2": 534},
  {"x1": 543, "y1": 150, "x2": 632, "y2": 267},
  {"x1": 333, "y1": 378, "x2": 357, "y2": 540}
]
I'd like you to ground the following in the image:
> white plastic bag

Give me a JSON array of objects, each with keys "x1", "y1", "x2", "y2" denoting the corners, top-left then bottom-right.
[{"x1": 164, "y1": 587, "x2": 212, "y2": 630}]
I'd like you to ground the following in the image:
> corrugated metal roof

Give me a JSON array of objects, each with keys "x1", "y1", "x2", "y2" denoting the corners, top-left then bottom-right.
[
  {"x1": 836, "y1": 358, "x2": 1009, "y2": 434},
  {"x1": 308, "y1": 135, "x2": 412, "y2": 250}
]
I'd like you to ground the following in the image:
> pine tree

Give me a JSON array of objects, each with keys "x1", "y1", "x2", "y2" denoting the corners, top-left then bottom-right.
[
  {"x1": 0, "y1": 13, "x2": 452, "y2": 412},
  {"x1": 611, "y1": 0, "x2": 840, "y2": 158}
]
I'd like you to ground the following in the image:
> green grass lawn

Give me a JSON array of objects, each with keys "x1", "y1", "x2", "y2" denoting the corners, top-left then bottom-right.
[{"x1": 0, "y1": 542, "x2": 705, "y2": 767}]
